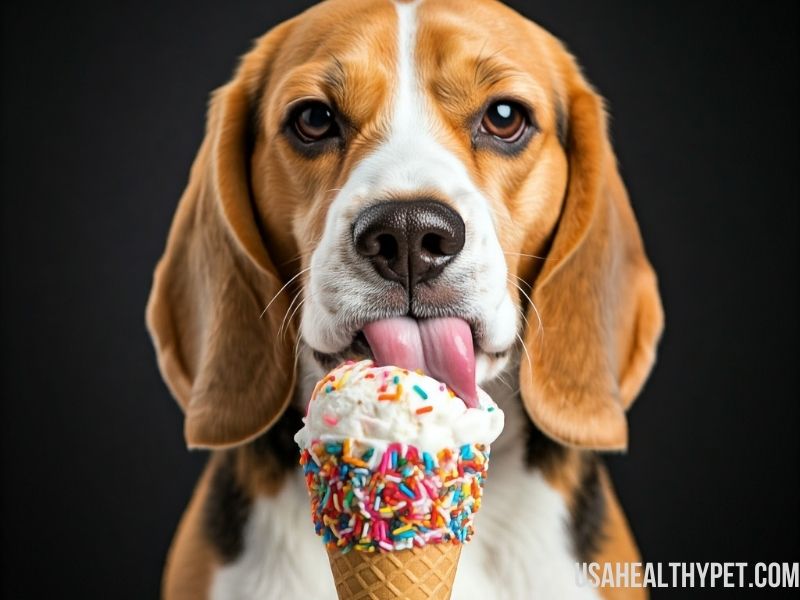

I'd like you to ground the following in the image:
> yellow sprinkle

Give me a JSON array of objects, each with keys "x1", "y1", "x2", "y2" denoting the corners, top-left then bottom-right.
[
  {"x1": 343, "y1": 439, "x2": 351, "y2": 457},
  {"x1": 336, "y1": 368, "x2": 352, "y2": 390},
  {"x1": 392, "y1": 524, "x2": 412, "y2": 535}
]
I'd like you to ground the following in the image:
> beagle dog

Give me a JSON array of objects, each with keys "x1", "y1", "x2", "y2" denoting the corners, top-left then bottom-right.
[{"x1": 146, "y1": 0, "x2": 664, "y2": 598}]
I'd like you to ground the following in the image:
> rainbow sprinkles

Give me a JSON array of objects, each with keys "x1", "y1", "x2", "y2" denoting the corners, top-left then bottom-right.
[{"x1": 301, "y1": 439, "x2": 489, "y2": 552}]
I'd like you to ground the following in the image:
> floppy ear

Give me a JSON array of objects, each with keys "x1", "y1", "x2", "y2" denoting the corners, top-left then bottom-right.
[
  {"x1": 519, "y1": 63, "x2": 664, "y2": 451},
  {"x1": 146, "y1": 27, "x2": 296, "y2": 449}
]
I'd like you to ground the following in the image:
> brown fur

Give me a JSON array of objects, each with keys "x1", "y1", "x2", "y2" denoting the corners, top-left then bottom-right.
[
  {"x1": 146, "y1": 0, "x2": 663, "y2": 596},
  {"x1": 162, "y1": 464, "x2": 220, "y2": 599}
]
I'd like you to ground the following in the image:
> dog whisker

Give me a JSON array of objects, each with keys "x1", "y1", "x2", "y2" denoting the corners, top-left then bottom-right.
[
  {"x1": 507, "y1": 278, "x2": 543, "y2": 341},
  {"x1": 509, "y1": 272, "x2": 533, "y2": 290},
  {"x1": 280, "y1": 285, "x2": 322, "y2": 342},
  {"x1": 281, "y1": 296, "x2": 307, "y2": 341},
  {"x1": 278, "y1": 288, "x2": 304, "y2": 339},
  {"x1": 292, "y1": 332, "x2": 305, "y2": 377},
  {"x1": 280, "y1": 252, "x2": 314, "y2": 267},
  {"x1": 260, "y1": 266, "x2": 311, "y2": 319},
  {"x1": 494, "y1": 369, "x2": 515, "y2": 392},
  {"x1": 503, "y1": 251, "x2": 548, "y2": 261},
  {"x1": 515, "y1": 331, "x2": 533, "y2": 380}
]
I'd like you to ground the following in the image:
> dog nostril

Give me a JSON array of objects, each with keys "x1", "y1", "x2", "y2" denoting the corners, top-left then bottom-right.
[
  {"x1": 420, "y1": 233, "x2": 443, "y2": 256},
  {"x1": 376, "y1": 234, "x2": 399, "y2": 260},
  {"x1": 420, "y1": 232, "x2": 462, "y2": 257}
]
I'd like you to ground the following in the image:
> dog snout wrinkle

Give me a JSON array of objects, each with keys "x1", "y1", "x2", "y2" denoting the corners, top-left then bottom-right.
[{"x1": 353, "y1": 200, "x2": 465, "y2": 289}]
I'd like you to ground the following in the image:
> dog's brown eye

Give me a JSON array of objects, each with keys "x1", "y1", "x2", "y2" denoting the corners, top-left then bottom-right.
[
  {"x1": 293, "y1": 102, "x2": 337, "y2": 142},
  {"x1": 481, "y1": 101, "x2": 526, "y2": 142}
]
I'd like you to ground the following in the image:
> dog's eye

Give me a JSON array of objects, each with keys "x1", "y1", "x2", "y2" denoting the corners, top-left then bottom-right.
[
  {"x1": 480, "y1": 101, "x2": 527, "y2": 142},
  {"x1": 292, "y1": 102, "x2": 338, "y2": 142}
]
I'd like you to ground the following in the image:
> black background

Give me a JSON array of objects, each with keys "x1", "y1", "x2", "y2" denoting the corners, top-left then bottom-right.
[{"x1": 1, "y1": 1, "x2": 797, "y2": 598}]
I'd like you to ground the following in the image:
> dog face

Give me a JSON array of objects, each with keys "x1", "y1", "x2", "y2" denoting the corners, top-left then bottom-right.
[{"x1": 147, "y1": 0, "x2": 663, "y2": 451}]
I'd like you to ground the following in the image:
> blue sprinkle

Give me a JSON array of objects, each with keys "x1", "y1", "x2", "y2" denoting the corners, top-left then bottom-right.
[
  {"x1": 460, "y1": 444, "x2": 472, "y2": 459},
  {"x1": 412, "y1": 384, "x2": 428, "y2": 399},
  {"x1": 325, "y1": 385, "x2": 334, "y2": 393},
  {"x1": 326, "y1": 443, "x2": 342, "y2": 454},
  {"x1": 393, "y1": 375, "x2": 400, "y2": 384},
  {"x1": 390, "y1": 450, "x2": 398, "y2": 470},
  {"x1": 399, "y1": 483, "x2": 415, "y2": 498},
  {"x1": 422, "y1": 452, "x2": 434, "y2": 473},
  {"x1": 394, "y1": 530, "x2": 415, "y2": 540}
]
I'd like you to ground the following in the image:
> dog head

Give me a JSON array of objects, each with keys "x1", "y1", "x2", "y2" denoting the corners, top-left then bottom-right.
[{"x1": 147, "y1": 0, "x2": 663, "y2": 451}]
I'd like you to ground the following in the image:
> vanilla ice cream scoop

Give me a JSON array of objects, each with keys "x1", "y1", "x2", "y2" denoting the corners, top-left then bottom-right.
[{"x1": 294, "y1": 359, "x2": 504, "y2": 453}]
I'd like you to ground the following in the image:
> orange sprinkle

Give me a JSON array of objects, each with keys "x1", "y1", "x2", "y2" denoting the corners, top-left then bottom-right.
[
  {"x1": 342, "y1": 456, "x2": 368, "y2": 468},
  {"x1": 415, "y1": 406, "x2": 433, "y2": 415}
]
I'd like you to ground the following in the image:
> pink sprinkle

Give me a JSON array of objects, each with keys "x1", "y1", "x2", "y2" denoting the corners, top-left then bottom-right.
[
  {"x1": 439, "y1": 384, "x2": 446, "y2": 391},
  {"x1": 375, "y1": 520, "x2": 387, "y2": 542},
  {"x1": 379, "y1": 450, "x2": 390, "y2": 475},
  {"x1": 323, "y1": 414, "x2": 338, "y2": 426},
  {"x1": 422, "y1": 479, "x2": 438, "y2": 497}
]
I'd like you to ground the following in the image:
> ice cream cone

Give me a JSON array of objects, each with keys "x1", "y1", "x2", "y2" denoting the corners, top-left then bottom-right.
[
  {"x1": 296, "y1": 360, "x2": 504, "y2": 600},
  {"x1": 328, "y1": 543, "x2": 462, "y2": 600}
]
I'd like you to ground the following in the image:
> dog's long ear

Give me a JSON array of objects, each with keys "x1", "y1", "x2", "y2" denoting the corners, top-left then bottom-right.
[
  {"x1": 519, "y1": 59, "x2": 664, "y2": 451},
  {"x1": 146, "y1": 25, "x2": 296, "y2": 449}
]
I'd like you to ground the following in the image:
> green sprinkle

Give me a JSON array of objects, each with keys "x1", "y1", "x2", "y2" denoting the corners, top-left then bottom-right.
[
  {"x1": 393, "y1": 375, "x2": 400, "y2": 384},
  {"x1": 412, "y1": 384, "x2": 428, "y2": 400},
  {"x1": 487, "y1": 407, "x2": 495, "y2": 412}
]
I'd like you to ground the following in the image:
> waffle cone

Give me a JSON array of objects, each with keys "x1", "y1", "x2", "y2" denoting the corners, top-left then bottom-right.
[{"x1": 327, "y1": 543, "x2": 462, "y2": 600}]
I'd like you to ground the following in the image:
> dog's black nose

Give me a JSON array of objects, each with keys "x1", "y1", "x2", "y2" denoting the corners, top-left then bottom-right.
[{"x1": 353, "y1": 200, "x2": 466, "y2": 288}]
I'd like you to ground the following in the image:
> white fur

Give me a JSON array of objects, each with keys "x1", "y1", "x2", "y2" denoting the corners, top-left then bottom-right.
[
  {"x1": 301, "y1": 0, "x2": 518, "y2": 384},
  {"x1": 210, "y1": 472, "x2": 335, "y2": 600}
]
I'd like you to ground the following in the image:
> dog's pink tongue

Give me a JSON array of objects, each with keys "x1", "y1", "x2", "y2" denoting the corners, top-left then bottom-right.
[{"x1": 362, "y1": 317, "x2": 477, "y2": 407}]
